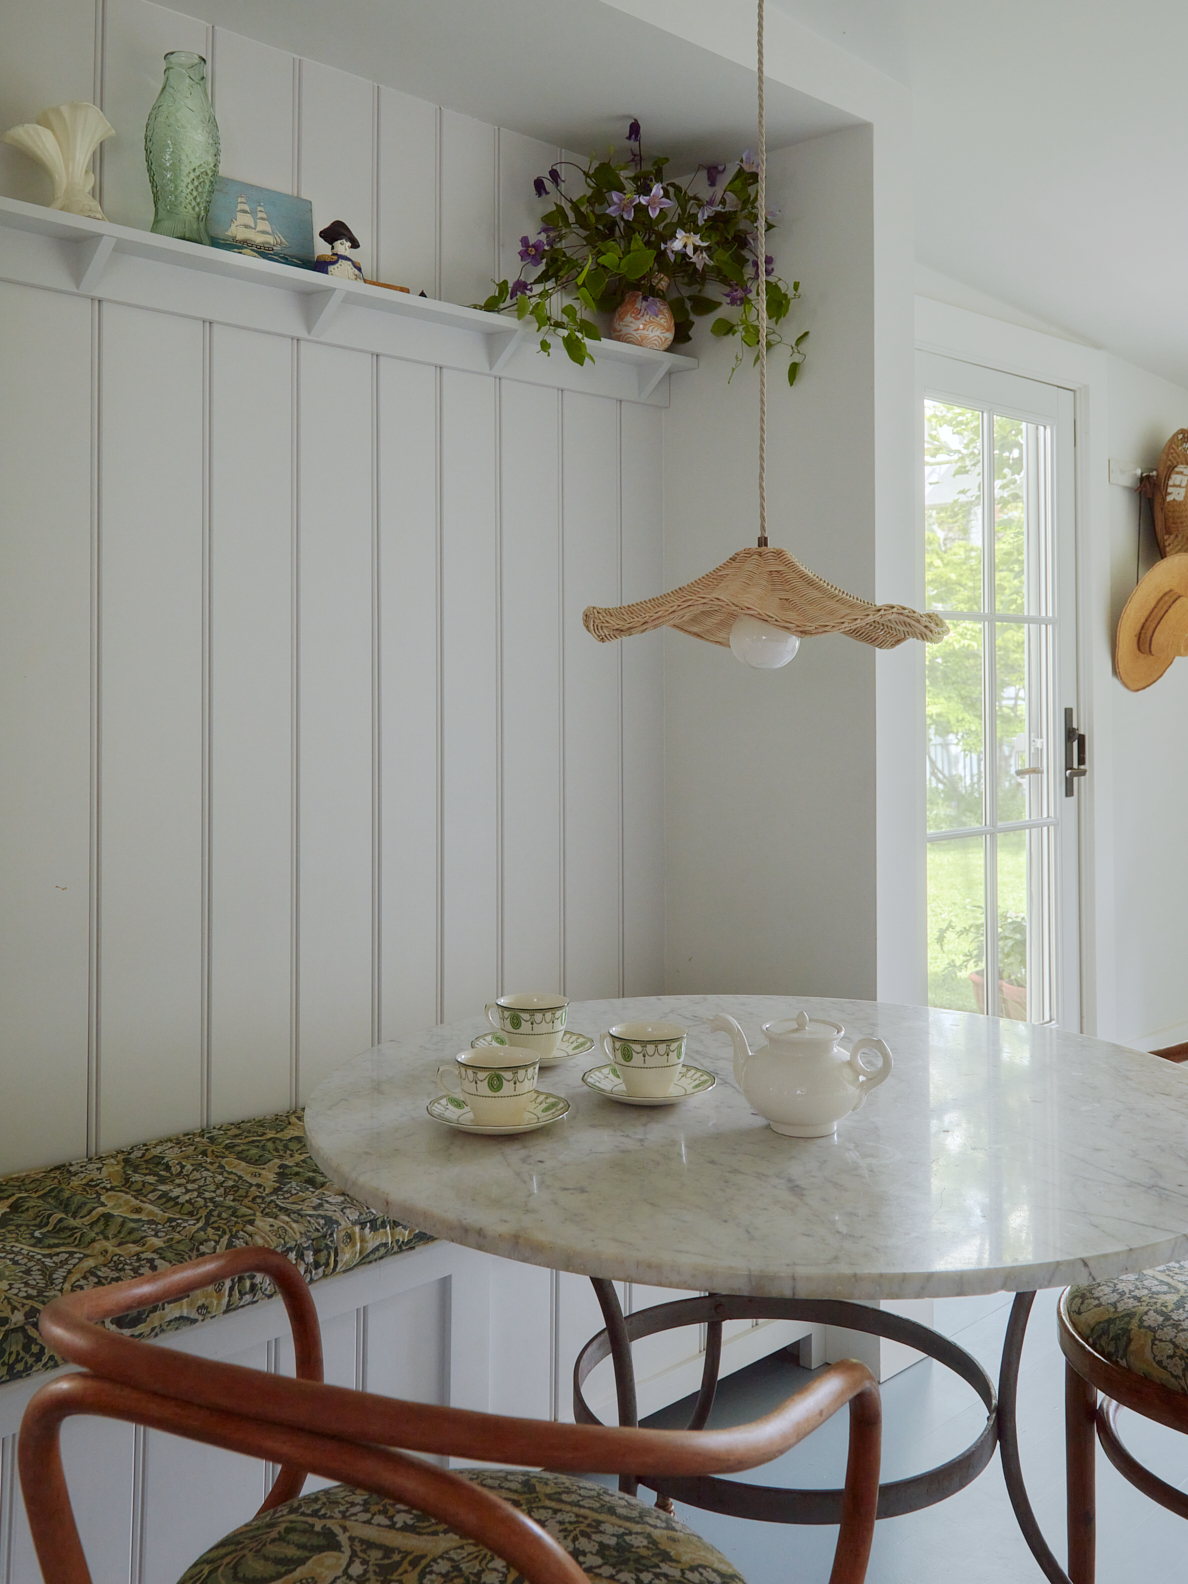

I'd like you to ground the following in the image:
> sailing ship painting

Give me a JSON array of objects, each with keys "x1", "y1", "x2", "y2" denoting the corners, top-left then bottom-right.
[{"x1": 206, "y1": 176, "x2": 315, "y2": 269}]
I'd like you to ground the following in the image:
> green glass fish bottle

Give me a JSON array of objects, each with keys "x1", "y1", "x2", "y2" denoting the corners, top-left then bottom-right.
[{"x1": 144, "y1": 51, "x2": 220, "y2": 243}]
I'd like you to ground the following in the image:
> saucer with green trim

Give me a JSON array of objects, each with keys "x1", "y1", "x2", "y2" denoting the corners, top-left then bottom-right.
[
  {"x1": 427, "y1": 1091, "x2": 570, "y2": 1134},
  {"x1": 581, "y1": 1063, "x2": 717, "y2": 1106}
]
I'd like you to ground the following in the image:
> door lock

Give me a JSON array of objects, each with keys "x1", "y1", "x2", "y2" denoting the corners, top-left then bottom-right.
[{"x1": 1065, "y1": 708, "x2": 1087, "y2": 796}]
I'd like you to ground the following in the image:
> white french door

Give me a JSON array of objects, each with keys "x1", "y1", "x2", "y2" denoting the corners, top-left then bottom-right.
[{"x1": 918, "y1": 353, "x2": 1081, "y2": 1030}]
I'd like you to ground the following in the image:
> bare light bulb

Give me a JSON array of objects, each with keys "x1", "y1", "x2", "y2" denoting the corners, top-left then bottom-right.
[{"x1": 729, "y1": 615, "x2": 800, "y2": 669}]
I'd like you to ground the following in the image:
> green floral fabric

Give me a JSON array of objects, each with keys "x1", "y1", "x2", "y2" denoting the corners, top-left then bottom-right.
[
  {"x1": 179, "y1": 1469, "x2": 747, "y2": 1584},
  {"x1": 0, "y1": 1111, "x2": 432, "y2": 1386},
  {"x1": 1066, "y1": 1261, "x2": 1188, "y2": 1393}
]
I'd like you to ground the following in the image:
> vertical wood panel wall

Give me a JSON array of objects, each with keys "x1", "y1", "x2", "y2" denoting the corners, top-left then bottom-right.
[{"x1": 0, "y1": 0, "x2": 666, "y2": 1170}]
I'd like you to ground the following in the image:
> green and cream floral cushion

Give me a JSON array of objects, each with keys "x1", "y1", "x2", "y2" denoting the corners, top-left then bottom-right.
[
  {"x1": 1065, "y1": 1261, "x2": 1188, "y2": 1393},
  {"x1": 179, "y1": 1469, "x2": 747, "y2": 1584},
  {"x1": 0, "y1": 1111, "x2": 432, "y2": 1386}
]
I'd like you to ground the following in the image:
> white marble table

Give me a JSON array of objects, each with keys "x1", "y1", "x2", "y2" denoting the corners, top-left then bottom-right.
[
  {"x1": 305, "y1": 994, "x2": 1188, "y2": 1302},
  {"x1": 306, "y1": 996, "x2": 1188, "y2": 1581}
]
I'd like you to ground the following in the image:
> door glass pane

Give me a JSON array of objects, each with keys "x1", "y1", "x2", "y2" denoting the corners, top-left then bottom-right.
[
  {"x1": 925, "y1": 401, "x2": 983, "y2": 611},
  {"x1": 993, "y1": 415, "x2": 1026, "y2": 614},
  {"x1": 927, "y1": 621, "x2": 983, "y2": 831},
  {"x1": 996, "y1": 829, "x2": 1029, "y2": 1021},
  {"x1": 996, "y1": 622, "x2": 1027, "y2": 823},
  {"x1": 928, "y1": 836, "x2": 986, "y2": 1013}
]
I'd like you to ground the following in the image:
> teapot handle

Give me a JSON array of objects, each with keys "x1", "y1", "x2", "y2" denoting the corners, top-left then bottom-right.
[{"x1": 848, "y1": 1037, "x2": 892, "y2": 1110}]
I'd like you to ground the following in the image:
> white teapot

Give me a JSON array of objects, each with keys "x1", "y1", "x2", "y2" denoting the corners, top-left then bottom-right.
[{"x1": 711, "y1": 1011, "x2": 892, "y2": 1137}]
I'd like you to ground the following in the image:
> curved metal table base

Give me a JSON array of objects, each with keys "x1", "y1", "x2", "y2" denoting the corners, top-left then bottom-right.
[{"x1": 578, "y1": 1282, "x2": 1074, "y2": 1584}]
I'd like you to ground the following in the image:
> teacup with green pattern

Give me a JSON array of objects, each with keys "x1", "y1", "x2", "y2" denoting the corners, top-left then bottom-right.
[
  {"x1": 485, "y1": 993, "x2": 569, "y2": 1057},
  {"x1": 438, "y1": 1047, "x2": 540, "y2": 1126},
  {"x1": 600, "y1": 1021, "x2": 687, "y2": 1097}
]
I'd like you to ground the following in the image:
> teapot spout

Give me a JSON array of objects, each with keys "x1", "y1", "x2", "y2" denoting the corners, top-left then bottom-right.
[{"x1": 709, "y1": 1014, "x2": 752, "y2": 1088}]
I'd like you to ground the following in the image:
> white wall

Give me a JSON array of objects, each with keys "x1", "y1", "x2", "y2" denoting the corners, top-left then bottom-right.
[
  {"x1": 1104, "y1": 356, "x2": 1188, "y2": 1049},
  {"x1": 0, "y1": 0, "x2": 665, "y2": 1172},
  {"x1": 663, "y1": 125, "x2": 880, "y2": 997}
]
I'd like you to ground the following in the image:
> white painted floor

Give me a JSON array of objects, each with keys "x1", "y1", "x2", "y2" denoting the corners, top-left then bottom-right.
[{"x1": 631, "y1": 1291, "x2": 1188, "y2": 1583}]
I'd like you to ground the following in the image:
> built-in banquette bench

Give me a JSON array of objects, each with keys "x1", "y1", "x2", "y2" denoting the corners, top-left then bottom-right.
[{"x1": 0, "y1": 1111, "x2": 495, "y2": 1584}]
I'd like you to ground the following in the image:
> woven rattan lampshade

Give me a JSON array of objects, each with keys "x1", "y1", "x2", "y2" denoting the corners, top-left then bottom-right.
[
  {"x1": 584, "y1": 545, "x2": 948, "y2": 650},
  {"x1": 582, "y1": 0, "x2": 945, "y2": 664}
]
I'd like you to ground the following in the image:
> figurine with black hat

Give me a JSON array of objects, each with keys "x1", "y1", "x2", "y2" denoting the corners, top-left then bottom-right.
[{"x1": 314, "y1": 219, "x2": 365, "y2": 281}]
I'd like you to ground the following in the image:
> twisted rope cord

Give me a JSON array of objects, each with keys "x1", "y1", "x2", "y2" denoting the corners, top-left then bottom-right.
[{"x1": 756, "y1": 0, "x2": 768, "y2": 548}]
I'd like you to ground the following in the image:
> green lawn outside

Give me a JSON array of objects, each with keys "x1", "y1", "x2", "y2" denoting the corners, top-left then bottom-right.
[{"x1": 928, "y1": 834, "x2": 1027, "y2": 1013}]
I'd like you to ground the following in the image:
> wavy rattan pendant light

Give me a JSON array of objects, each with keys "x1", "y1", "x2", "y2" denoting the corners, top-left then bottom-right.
[{"x1": 582, "y1": 0, "x2": 948, "y2": 668}]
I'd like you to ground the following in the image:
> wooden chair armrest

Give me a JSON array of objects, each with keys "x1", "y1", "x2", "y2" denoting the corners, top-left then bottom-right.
[
  {"x1": 20, "y1": 1373, "x2": 586, "y2": 1584},
  {"x1": 41, "y1": 1250, "x2": 878, "y2": 1478}
]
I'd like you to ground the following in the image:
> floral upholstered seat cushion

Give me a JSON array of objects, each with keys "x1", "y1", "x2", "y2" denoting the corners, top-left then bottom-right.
[
  {"x1": 0, "y1": 1111, "x2": 432, "y2": 1386},
  {"x1": 179, "y1": 1469, "x2": 748, "y2": 1584},
  {"x1": 1065, "y1": 1261, "x2": 1188, "y2": 1393}
]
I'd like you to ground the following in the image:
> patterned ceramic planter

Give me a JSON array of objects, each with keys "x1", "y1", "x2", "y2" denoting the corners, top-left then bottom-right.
[{"x1": 611, "y1": 290, "x2": 675, "y2": 350}]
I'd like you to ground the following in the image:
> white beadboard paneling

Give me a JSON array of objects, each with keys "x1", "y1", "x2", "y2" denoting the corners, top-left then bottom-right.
[
  {"x1": 497, "y1": 130, "x2": 558, "y2": 289},
  {"x1": 499, "y1": 382, "x2": 563, "y2": 994},
  {"x1": 0, "y1": 284, "x2": 91, "y2": 1174},
  {"x1": 554, "y1": 1273, "x2": 626, "y2": 1425},
  {"x1": 376, "y1": 87, "x2": 438, "y2": 297},
  {"x1": 363, "y1": 1279, "x2": 448, "y2": 1404},
  {"x1": 297, "y1": 58, "x2": 376, "y2": 280},
  {"x1": 620, "y1": 406, "x2": 665, "y2": 995},
  {"x1": 0, "y1": 0, "x2": 97, "y2": 207},
  {"x1": 440, "y1": 370, "x2": 498, "y2": 1020},
  {"x1": 488, "y1": 1257, "x2": 553, "y2": 1421},
  {"x1": 101, "y1": 0, "x2": 211, "y2": 233},
  {"x1": 378, "y1": 358, "x2": 440, "y2": 1036},
  {"x1": 98, "y1": 302, "x2": 204, "y2": 1150},
  {"x1": 208, "y1": 325, "x2": 293, "y2": 1123},
  {"x1": 296, "y1": 340, "x2": 375, "y2": 1101},
  {"x1": 210, "y1": 27, "x2": 296, "y2": 194},
  {"x1": 139, "y1": 1341, "x2": 269, "y2": 1582},
  {"x1": 562, "y1": 393, "x2": 623, "y2": 1000},
  {"x1": 5, "y1": 1414, "x2": 135, "y2": 1584},
  {"x1": 439, "y1": 109, "x2": 497, "y2": 310}
]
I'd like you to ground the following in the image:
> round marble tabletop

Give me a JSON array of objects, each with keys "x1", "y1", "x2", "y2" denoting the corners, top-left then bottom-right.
[{"x1": 304, "y1": 996, "x2": 1188, "y2": 1301}]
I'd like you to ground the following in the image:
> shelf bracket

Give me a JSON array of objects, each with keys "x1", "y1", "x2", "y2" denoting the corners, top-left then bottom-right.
[
  {"x1": 636, "y1": 359, "x2": 670, "y2": 401},
  {"x1": 486, "y1": 323, "x2": 528, "y2": 373},
  {"x1": 72, "y1": 233, "x2": 116, "y2": 293},
  {"x1": 306, "y1": 286, "x2": 346, "y2": 337}
]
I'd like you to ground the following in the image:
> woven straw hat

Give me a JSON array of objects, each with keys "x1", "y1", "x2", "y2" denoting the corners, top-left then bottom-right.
[
  {"x1": 1116, "y1": 553, "x2": 1188, "y2": 690},
  {"x1": 1153, "y1": 430, "x2": 1188, "y2": 559},
  {"x1": 583, "y1": 544, "x2": 949, "y2": 651}
]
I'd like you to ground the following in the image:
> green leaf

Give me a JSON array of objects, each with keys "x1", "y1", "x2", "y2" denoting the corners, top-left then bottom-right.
[
  {"x1": 579, "y1": 318, "x2": 602, "y2": 339},
  {"x1": 585, "y1": 267, "x2": 608, "y2": 299},
  {"x1": 538, "y1": 336, "x2": 552, "y2": 355},
  {"x1": 618, "y1": 248, "x2": 656, "y2": 281},
  {"x1": 710, "y1": 317, "x2": 734, "y2": 337},
  {"x1": 589, "y1": 161, "x2": 620, "y2": 190},
  {"x1": 516, "y1": 294, "x2": 532, "y2": 319},
  {"x1": 577, "y1": 286, "x2": 597, "y2": 313},
  {"x1": 562, "y1": 330, "x2": 589, "y2": 365},
  {"x1": 687, "y1": 294, "x2": 719, "y2": 317},
  {"x1": 787, "y1": 360, "x2": 800, "y2": 386},
  {"x1": 672, "y1": 321, "x2": 693, "y2": 344},
  {"x1": 794, "y1": 331, "x2": 809, "y2": 347},
  {"x1": 599, "y1": 249, "x2": 622, "y2": 270}
]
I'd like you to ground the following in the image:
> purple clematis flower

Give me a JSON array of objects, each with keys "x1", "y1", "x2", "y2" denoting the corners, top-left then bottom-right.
[
  {"x1": 519, "y1": 234, "x2": 548, "y2": 265},
  {"x1": 706, "y1": 164, "x2": 726, "y2": 188},
  {"x1": 534, "y1": 177, "x2": 548, "y2": 198},
  {"x1": 548, "y1": 167, "x2": 562, "y2": 187},
  {"x1": 643, "y1": 182, "x2": 675, "y2": 218},
  {"x1": 607, "y1": 190, "x2": 638, "y2": 220},
  {"x1": 627, "y1": 119, "x2": 642, "y2": 143},
  {"x1": 698, "y1": 200, "x2": 721, "y2": 224},
  {"x1": 509, "y1": 279, "x2": 530, "y2": 299},
  {"x1": 641, "y1": 296, "x2": 663, "y2": 317},
  {"x1": 726, "y1": 284, "x2": 751, "y2": 306},
  {"x1": 740, "y1": 149, "x2": 759, "y2": 172}
]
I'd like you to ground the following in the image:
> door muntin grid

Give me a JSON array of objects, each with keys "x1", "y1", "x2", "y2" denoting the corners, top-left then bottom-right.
[{"x1": 925, "y1": 398, "x2": 1060, "y2": 1025}]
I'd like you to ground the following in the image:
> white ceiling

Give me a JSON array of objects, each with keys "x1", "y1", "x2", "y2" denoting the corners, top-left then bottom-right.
[
  {"x1": 187, "y1": 0, "x2": 1188, "y2": 389},
  {"x1": 187, "y1": 0, "x2": 857, "y2": 170}
]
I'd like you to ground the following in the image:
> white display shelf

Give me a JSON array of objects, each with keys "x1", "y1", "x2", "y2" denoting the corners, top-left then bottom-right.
[{"x1": 0, "y1": 195, "x2": 696, "y2": 404}]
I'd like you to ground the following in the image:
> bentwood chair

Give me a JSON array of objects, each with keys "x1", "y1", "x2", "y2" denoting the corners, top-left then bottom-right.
[
  {"x1": 1060, "y1": 1263, "x2": 1188, "y2": 1582},
  {"x1": 21, "y1": 1247, "x2": 882, "y2": 1584}
]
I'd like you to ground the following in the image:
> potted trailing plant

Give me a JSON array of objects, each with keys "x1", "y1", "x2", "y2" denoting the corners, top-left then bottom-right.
[{"x1": 476, "y1": 121, "x2": 807, "y2": 381}]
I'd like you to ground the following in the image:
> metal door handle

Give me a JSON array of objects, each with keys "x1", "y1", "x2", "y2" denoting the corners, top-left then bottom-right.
[{"x1": 1064, "y1": 707, "x2": 1087, "y2": 796}]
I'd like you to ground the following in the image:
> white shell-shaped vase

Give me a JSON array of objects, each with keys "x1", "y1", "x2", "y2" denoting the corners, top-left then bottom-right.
[{"x1": 2, "y1": 101, "x2": 114, "y2": 221}]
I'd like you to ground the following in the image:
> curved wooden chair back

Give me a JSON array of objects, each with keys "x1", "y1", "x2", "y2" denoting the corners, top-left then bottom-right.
[
  {"x1": 21, "y1": 1249, "x2": 881, "y2": 1584},
  {"x1": 1059, "y1": 1289, "x2": 1188, "y2": 1583}
]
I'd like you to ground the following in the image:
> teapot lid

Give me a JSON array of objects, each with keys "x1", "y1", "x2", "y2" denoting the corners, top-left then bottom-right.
[{"x1": 763, "y1": 1011, "x2": 844, "y2": 1040}]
